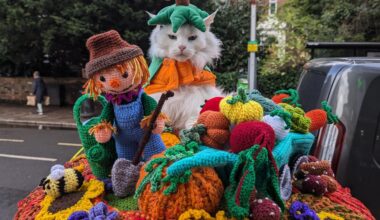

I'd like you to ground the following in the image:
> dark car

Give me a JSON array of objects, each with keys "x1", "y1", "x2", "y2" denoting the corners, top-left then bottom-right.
[{"x1": 297, "y1": 57, "x2": 380, "y2": 218}]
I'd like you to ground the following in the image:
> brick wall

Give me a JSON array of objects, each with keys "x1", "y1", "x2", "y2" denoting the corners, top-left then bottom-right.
[{"x1": 0, "y1": 77, "x2": 86, "y2": 105}]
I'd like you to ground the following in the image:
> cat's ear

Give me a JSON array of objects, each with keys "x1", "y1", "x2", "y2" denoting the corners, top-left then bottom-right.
[
  {"x1": 204, "y1": 10, "x2": 218, "y2": 29},
  {"x1": 146, "y1": 11, "x2": 156, "y2": 19}
]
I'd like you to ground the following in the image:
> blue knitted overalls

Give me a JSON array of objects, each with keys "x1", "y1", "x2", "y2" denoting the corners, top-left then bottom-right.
[{"x1": 113, "y1": 90, "x2": 166, "y2": 161}]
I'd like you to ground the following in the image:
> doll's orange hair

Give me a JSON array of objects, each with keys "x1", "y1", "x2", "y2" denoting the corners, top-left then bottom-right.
[{"x1": 83, "y1": 55, "x2": 149, "y2": 99}]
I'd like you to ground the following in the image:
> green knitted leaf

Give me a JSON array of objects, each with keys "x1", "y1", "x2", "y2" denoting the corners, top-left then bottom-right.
[
  {"x1": 148, "y1": 4, "x2": 209, "y2": 32},
  {"x1": 322, "y1": 101, "x2": 339, "y2": 124},
  {"x1": 227, "y1": 87, "x2": 249, "y2": 105},
  {"x1": 274, "y1": 88, "x2": 301, "y2": 107},
  {"x1": 179, "y1": 124, "x2": 206, "y2": 145}
]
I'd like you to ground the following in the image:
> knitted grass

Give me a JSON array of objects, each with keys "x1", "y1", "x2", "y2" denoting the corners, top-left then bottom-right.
[{"x1": 104, "y1": 194, "x2": 138, "y2": 211}]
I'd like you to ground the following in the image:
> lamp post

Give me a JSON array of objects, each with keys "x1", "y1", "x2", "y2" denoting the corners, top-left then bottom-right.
[{"x1": 247, "y1": 0, "x2": 258, "y2": 90}]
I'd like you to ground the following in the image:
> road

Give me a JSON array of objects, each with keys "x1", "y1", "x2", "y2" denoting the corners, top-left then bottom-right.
[{"x1": 0, "y1": 126, "x2": 81, "y2": 220}]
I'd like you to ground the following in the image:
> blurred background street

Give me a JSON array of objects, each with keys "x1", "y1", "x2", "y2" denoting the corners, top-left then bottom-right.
[{"x1": 0, "y1": 126, "x2": 80, "y2": 219}]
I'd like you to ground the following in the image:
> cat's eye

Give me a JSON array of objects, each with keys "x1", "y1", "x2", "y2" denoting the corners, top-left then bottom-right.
[
  {"x1": 188, "y1": 36, "x2": 197, "y2": 41},
  {"x1": 122, "y1": 72, "x2": 128, "y2": 78},
  {"x1": 168, "y1": 34, "x2": 177, "y2": 40},
  {"x1": 99, "y1": 76, "x2": 106, "y2": 82}
]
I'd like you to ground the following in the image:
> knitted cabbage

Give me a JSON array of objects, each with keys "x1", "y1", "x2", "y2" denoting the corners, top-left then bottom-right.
[
  {"x1": 148, "y1": 3, "x2": 209, "y2": 33},
  {"x1": 279, "y1": 103, "x2": 310, "y2": 134}
]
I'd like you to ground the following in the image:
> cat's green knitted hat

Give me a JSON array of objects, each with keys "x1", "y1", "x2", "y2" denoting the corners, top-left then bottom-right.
[{"x1": 148, "y1": 0, "x2": 209, "y2": 33}]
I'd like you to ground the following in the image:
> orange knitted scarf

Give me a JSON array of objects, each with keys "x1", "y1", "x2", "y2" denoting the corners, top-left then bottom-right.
[{"x1": 144, "y1": 58, "x2": 216, "y2": 94}]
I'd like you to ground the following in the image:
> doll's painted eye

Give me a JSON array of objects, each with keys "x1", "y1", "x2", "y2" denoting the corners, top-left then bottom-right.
[
  {"x1": 99, "y1": 76, "x2": 106, "y2": 82},
  {"x1": 122, "y1": 72, "x2": 128, "y2": 78}
]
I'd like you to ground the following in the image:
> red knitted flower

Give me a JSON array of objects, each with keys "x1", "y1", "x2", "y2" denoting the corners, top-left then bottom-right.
[{"x1": 230, "y1": 121, "x2": 275, "y2": 153}]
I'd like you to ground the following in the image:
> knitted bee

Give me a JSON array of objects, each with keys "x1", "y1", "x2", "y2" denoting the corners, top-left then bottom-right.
[{"x1": 39, "y1": 164, "x2": 84, "y2": 199}]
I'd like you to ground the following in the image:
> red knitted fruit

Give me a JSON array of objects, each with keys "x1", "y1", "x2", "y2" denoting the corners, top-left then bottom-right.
[
  {"x1": 250, "y1": 197, "x2": 281, "y2": 220},
  {"x1": 305, "y1": 109, "x2": 327, "y2": 131},
  {"x1": 301, "y1": 174, "x2": 328, "y2": 196},
  {"x1": 271, "y1": 94, "x2": 290, "y2": 104},
  {"x1": 200, "y1": 97, "x2": 224, "y2": 114},
  {"x1": 230, "y1": 121, "x2": 275, "y2": 153}
]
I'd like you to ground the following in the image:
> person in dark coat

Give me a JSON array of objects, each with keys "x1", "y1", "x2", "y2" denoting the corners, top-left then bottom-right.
[{"x1": 32, "y1": 71, "x2": 47, "y2": 115}]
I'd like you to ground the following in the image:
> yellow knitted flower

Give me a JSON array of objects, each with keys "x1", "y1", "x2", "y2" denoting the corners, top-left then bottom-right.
[
  {"x1": 178, "y1": 209, "x2": 235, "y2": 220},
  {"x1": 317, "y1": 211, "x2": 344, "y2": 220},
  {"x1": 36, "y1": 179, "x2": 104, "y2": 220},
  {"x1": 220, "y1": 88, "x2": 263, "y2": 125}
]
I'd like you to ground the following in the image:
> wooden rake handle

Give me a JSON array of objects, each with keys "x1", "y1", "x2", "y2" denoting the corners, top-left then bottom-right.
[{"x1": 132, "y1": 91, "x2": 174, "y2": 165}]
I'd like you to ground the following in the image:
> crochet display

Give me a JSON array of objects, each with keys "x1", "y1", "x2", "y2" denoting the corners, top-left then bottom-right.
[{"x1": 15, "y1": 87, "x2": 376, "y2": 220}]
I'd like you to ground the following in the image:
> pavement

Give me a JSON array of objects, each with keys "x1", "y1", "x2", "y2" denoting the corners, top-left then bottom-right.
[{"x1": 0, "y1": 103, "x2": 76, "y2": 129}]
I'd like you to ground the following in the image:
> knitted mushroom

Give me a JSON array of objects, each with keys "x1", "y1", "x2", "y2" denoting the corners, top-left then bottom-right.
[
  {"x1": 229, "y1": 121, "x2": 275, "y2": 153},
  {"x1": 250, "y1": 197, "x2": 281, "y2": 220},
  {"x1": 299, "y1": 174, "x2": 328, "y2": 196}
]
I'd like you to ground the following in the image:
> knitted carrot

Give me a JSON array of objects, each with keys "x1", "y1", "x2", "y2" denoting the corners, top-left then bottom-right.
[
  {"x1": 305, "y1": 101, "x2": 339, "y2": 132},
  {"x1": 272, "y1": 89, "x2": 301, "y2": 107}
]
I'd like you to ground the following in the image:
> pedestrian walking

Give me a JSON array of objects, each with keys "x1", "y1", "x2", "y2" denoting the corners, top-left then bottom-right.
[{"x1": 32, "y1": 71, "x2": 47, "y2": 115}]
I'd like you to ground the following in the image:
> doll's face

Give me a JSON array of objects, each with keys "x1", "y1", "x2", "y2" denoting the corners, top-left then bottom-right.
[{"x1": 94, "y1": 66, "x2": 141, "y2": 95}]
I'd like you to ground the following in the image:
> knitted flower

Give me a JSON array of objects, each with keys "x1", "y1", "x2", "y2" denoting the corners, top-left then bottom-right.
[
  {"x1": 178, "y1": 209, "x2": 230, "y2": 220},
  {"x1": 317, "y1": 211, "x2": 344, "y2": 220},
  {"x1": 36, "y1": 179, "x2": 104, "y2": 220},
  {"x1": 289, "y1": 201, "x2": 319, "y2": 220},
  {"x1": 68, "y1": 202, "x2": 118, "y2": 220}
]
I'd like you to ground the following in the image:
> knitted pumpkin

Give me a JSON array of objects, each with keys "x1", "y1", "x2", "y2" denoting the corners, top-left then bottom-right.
[
  {"x1": 279, "y1": 103, "x2": 310, "y2": 134},
  {"x1": 161, "y1": 132, "x2": 180, "y2": 148},
  {"x1": 200, "y1": 97, "x2": 224, "y2": 114},
  {"x1": 229, "y1": 121, "x2": 275, "y2": 153},
  {"x1": 305, "y1": 101, "x2": 339, "y2": 132},
  {"x1": 136, "y1": 153, "x2": 224, "y2": 220},
  {"x1": 220, "y1": 88, "x2": 263, "y2": 124},
  {"x1": 197, "y1": 110, "x2": 230, "y2": 149}
]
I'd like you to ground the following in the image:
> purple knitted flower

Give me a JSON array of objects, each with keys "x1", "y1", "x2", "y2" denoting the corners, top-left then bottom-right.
[
  {"x1": 68, "y1": 202, "x2": 118, "y2": 220},
  {"x1": 289, "y1": 201, "x2": 319, "y2": 220}
]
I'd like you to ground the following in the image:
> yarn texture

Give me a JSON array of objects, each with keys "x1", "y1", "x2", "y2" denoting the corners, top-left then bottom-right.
[
  {"x1": 200, "y1": 97, "x2": 224, "y2": 113},
  {"x1": 247, "y1": 89, "x2": 282, "y2": 115},
  {"x1": 279, "y1": 103, "x2": 310, "y2": 134},
  {"x1": 197, "y1": 110, "x2": 230, "y2": 149}
]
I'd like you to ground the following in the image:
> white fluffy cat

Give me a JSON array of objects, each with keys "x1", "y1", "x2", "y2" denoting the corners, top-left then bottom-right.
[{"x1": 148, "y1": 11, "x2": 223, "y2": 130}]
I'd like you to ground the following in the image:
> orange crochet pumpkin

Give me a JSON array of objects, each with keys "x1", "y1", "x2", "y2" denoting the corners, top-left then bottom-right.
[
  {"x1": 161, "y1": 132, "x2": 180, "y2": 148},
  {"x1": 136, "y1": 153, "x2": 224, "y2": 220},
  {"x1": 197, "y1": 110, "x2": 230, "y2": 149}
]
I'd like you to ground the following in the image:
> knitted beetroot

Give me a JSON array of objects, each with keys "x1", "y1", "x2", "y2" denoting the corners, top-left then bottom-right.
[
  {"x1": 200, "y1": 97, "x2": 224, "y2": 113},
  {"x1": 250, "y1": 197, "x2": 281, "y2": 220},
  {"x1": 263, "y1": 109, "x2": 292, "y2": 141},
  {"x1": 305, "y1": 101, "x2": 339, "y2": 131},
  {"x1": 279, "y1": 103, "x2": 310, "y2": 134},
  {"x1": 197, "y1": 110, "x2": 230, "y2": 149},
  {"x1": 300, "y1": 174, "x2": 328, "y2": 196},
  {"x1": 230, "y1": 121, "x2": 275, "y2": 153},
  {"x1": 220, "y1": 88, "x2": 263, "y2": 124}
]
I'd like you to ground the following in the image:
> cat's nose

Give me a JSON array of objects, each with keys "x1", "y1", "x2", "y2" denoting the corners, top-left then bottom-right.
[
  {"x1": 178, "y1": 45, "x2": 187, "y2": 52},
  {"x1": 109, "y1": 79, "x2": 120, "y2": 89}
]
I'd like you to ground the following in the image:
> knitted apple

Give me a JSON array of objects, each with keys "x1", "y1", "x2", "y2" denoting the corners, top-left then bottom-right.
[
  {"x1": 230, "y1": 121, "x2": 275, "y2": 153},
  {"x1": 200, "y1": 97, "x2": 224, "y2": 114},
  {"x1": 263, "y1": 109, "x2": 292, "y2": 141},
  {"x1": 220, "y1": 88, "x2": 263, "y2": 125},
  {"x1": 196, "y1": 110, "x2": 230, "y2": 149},
  {"x1": 305, "y1": 101, "x2": 339, "y2": 131},
  {"x1": 250, "y1": 197, "x2": 281, "y2": 220}
]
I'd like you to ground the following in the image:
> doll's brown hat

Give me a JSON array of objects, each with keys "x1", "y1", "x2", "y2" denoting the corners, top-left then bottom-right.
[{"x1": 85, "y1": 30, "x2": 143, "y2": 78}]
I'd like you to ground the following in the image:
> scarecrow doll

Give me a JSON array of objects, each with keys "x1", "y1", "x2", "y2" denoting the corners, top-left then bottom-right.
[{"x1": 83, "y1": 30, "x2": 166, "y2": 162}]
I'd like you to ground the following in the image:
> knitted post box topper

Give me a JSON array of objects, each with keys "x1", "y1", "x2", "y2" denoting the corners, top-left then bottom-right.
[
  {"x1": 73, "y1": 94, "x2": 117, "y2": 179},
  {"x1": 82, "y1": 30, "x2": 166, "y2": 162},
  {"x1": 196, "y1": 110, "x2": 230, "y2": 149},
  {"x1": 220, "y1": 88, "x2": 264, "y2": 125}
]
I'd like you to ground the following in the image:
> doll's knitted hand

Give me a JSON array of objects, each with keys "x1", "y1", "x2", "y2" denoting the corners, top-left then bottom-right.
[
  {"x1": 89, "y1": 121, "x2": 115, "y2": 144},
  {"x1": 152, "y1": 119, "x2": 165, "y2": 134}
]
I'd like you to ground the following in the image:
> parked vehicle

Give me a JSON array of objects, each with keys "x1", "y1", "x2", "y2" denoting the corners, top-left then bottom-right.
[{"x1": 297, "y1": 57, "x2": 380, "y2": 219}]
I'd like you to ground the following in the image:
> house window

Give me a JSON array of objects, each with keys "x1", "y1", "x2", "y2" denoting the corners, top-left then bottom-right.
[{"x1": 269, "y1": 0, "x2": 277, "y2": 15}]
